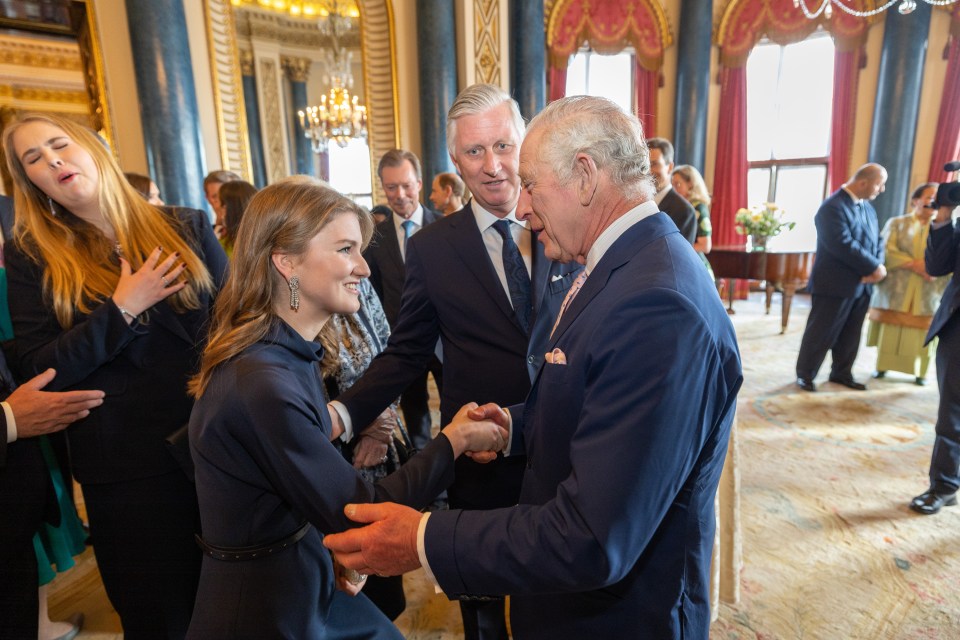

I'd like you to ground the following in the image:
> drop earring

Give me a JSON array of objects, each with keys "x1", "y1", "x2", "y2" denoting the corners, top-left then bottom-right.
[
  {"x1": 47, "y1": 197, "x2": 57, "y2": 217},
  {"x1": 288, "y1": 275, "x2": 300, "y2": 311}
]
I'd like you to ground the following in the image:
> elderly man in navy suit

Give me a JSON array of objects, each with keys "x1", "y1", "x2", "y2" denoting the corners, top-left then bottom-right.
[
  {"x1": 0, "y1": 195, "x2": 105, "y2": 637},
  {"x1": 325, "y1": 96, "x2": 743, "y2": 639},
  {"x1": 911, "y1": 199, "x2": 960, "y2": 514},
  {"x1": 328, "y1": 84, "x2": 582, "y2": 639},
  {"x1": 796, "y1": 164, "x2": 888, "y2": 392}
]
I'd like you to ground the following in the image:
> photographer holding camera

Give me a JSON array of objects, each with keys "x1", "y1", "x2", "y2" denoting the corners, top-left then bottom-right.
[{"x1": 911, "y1": 161, "x2": 960, "y2": 515}]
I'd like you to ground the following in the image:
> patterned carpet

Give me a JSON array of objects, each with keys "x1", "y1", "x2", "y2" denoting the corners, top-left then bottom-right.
[{"x1": 52, "y1": 292, "x2": 960, "y2": 639}]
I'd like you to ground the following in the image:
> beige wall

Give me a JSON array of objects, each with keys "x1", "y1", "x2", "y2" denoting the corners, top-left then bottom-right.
[
  {"x1": 90, "y1": 0, "x2": 146, "y2": 173},
  {"x1": 391, "y1": 0, "x2": 422, "y2": 156}
]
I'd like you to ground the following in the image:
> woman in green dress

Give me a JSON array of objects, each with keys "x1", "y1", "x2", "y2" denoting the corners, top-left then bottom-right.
[
  {"x1": 672, "y1": 164, "x2": 714, "y2": 278},
  {"x1": 867, "y1": 182, "x2": 949, "y2": 385}
]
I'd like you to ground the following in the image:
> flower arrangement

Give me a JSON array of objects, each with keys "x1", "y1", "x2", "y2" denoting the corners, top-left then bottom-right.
[{"x1": 734, "y1": 202, "x2": 796, "y2": 238}]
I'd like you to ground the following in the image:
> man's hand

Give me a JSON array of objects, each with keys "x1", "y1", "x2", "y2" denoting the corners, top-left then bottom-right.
[
  {"x1": 862, "y1": 264, "x2": 887, "y2": 284},
  {"x1": 323, "y1": 502, "x2": 423, "y2": 577},
  {"x1": 465, "y1": 403, "x2": 511, "y2": 463},
  {"x1": 440, "y1": 403, "x2": 508, "y2": 460},
  {"x1": 934, "y1": 205, "x2": 954, "y2": 225},
  {"x1": 6, "y1": 369, "x2": 104, "y2": 438}
]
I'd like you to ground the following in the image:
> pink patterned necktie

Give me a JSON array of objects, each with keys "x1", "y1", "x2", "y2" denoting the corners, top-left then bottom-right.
[{"x1": 550, "y1": 270, "x2": 588, "y2": 338}]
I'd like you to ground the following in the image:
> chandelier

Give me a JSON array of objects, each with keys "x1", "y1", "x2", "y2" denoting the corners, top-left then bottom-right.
[
  {"x1": 296, "y1": 1, "x2": 367, "y2": 153},
  {"x1": 793, "y1": 0, "x2": 957, "y2": 19}
]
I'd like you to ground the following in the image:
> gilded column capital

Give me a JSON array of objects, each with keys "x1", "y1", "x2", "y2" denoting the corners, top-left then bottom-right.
[
  {"x1": 280, "y1": 56, "x2": 312, "y2": 83},
  {"x1": 239, "y1": 48, "x2": 255, "y2": 76}
]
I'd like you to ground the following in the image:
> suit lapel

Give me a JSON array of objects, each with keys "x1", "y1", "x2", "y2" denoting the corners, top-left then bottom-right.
[
  {"x1": 378, "y1": 215, "x2": 405, "y2": 274},
  {"x1": 531, "y1": 233, "x2": 551, "y2": 313},
  {"x1": 446, "y1": 205, "x2": 520, "y2": 328},
  {"x1": 547, "y1": 214, "x2": 672, "y2": 349},
  {"x1": 151, "y1": 302, "x2": 196, "y2": 345}
]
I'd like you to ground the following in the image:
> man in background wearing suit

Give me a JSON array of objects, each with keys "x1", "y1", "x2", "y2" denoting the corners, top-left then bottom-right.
[
  {"x1": 364, "y1": 149, "x2": 442, "y2": 451},
  {"x1": 911, "y1": 199, "x2": 960, "y2": 514},
  {"x1": 796, "y1": 164, "x2": 887, "y2": 392},
  {"x1": 329, "y1": 84, "x2": 582, "y2": 640},
  {"x1": 0, "y1": 195, "x2": 105, "y2": 637},
  {"x1": 325, "y1": 95, "x2": 743, "y2": 639},
  {"x1": 647, "y1": 137, "x2": 697, "y2": 245},
  {"x1": 429, "y1": 171, "x2": 467, "y2": 216}
]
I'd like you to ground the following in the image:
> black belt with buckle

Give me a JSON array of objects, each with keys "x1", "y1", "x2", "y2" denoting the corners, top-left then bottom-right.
[{"x1": 196, "y1": 521, "x2": 312, "y2": 561}]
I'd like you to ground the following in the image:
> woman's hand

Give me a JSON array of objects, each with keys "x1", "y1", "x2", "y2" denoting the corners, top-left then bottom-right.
[
  {"x1": 352, "y1": 435, "x2": 389, "y2": 469},
  {"x1": 112, "y1": 246, "x2": 187, "y2": 321},
  {"x1": 440, "y1": 402, "x2": 508, "y2": 461},
  {"x1": 332, "y1": 553, "x2": 367, "y2": 596}
]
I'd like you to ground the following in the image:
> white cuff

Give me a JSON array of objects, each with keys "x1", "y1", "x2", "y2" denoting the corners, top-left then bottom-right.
[
  {"x1": 329, "y1": 401, "x2": 354, "y2": 443},
  {"x1": 2, "y1": 401, "x2": 16, "y2": 444},
  {"x1": 417, "y1": 512, "x2": 443, "y2": 593}
]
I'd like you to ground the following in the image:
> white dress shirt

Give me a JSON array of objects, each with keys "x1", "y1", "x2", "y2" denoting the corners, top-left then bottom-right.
[
  {"x1": 3, "y1": 402, "x2": 16, "y2": 443},
  {"x1": 392, "y1": 204, "x2": 425, "y2": 261}
]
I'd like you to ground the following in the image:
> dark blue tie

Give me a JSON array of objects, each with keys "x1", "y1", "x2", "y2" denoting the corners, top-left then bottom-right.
[{"x1": 492, "y1": 219, "x2": 531, "y2": 334}]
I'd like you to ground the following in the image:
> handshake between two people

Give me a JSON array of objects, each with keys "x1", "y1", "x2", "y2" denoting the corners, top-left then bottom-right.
[{"x1": 325, "y1": 402, "x2": 509, "y2": 583}]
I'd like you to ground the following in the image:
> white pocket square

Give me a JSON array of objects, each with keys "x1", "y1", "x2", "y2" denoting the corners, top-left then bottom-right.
[
  {"x1": 545, "y1": 348, "x2": 567, "y2": 365},
  {"x1": 551, "y1": 274, "x2": 566, "y2": 282}
]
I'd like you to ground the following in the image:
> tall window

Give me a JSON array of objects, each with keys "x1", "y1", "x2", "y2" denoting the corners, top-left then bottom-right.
[
  {"x1": 328, "y1": 138, "x2": 373, "y2": 208},
  {"x1": 565, "y1": 48, "x2": 633, "y2": 114},
  {"x1": 746, "y1": 35, "x2": 835, "y2": 249}
]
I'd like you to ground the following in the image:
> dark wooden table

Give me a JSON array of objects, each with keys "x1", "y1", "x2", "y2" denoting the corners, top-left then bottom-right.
[{"x1": 709, "y1": 245, "x2": 815, "y2": 333}]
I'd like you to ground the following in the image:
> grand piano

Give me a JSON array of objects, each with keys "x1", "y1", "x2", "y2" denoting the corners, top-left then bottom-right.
[{"x1": 709, "y1": 244, "x2": 815, "y2": 333}]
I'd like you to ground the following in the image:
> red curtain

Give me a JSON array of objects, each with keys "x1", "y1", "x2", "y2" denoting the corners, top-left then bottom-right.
[
  {"x1": 829, "y1": 48, "x2": 861, "y2": 191},
  {"x1": 548, "y1": 62, "x2": 568, "y2": 103},
  {"x1": 635, "y1": 61, "x2": 658, "y2": 138},
  {"x1": 928, "y1": 36, "x2": 960, "y2": 183},
  {"x1": 712, "y1": 66, "x2": 748, "y2": 247}
]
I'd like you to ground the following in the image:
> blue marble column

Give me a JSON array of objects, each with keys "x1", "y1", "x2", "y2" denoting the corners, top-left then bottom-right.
[
  {"x1": 867, "y1": 4, "x2": 931, "y2": 228},
  {"x1": 416, "y1": 0, "x2": 457, "y2": 186},
  {"x1": 125, "y1": 0, "x2": 206, "y2": 210},
  {"x1": 283, "y1": 56, "x2": 314, "y2": 176},
  {"x1": 241, "y1": 52, "x2": 268, "y2": 188},
  {"x1": 673, "y1": 0, "x2": 713, "y2": 171},
  {"x1": 510, "y1": 0, "x2": 546, "y2": 121}
]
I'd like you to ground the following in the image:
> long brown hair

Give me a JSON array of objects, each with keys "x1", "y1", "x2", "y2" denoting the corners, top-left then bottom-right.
[
  {"x1": 190, "y1": 176, "x2": 373, "y2": 398},
  {"x1": 3, "y1": 113, "x2": 213, "y2": 328}
]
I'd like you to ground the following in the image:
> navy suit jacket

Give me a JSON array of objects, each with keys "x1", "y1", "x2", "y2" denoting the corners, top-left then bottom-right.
[
  {"x1": 337, "y1": 202, "x2": 582, "y2": 507},
  {"x1": 365, "y1": 206, "x2": 442, "y2": 326},
  {"x1": 925, "y1": 221, "x2": 960, "y2": 345},
  {"x1": 423, "y1": 213, "x2": 743, "y2": 639},
  {"x1": 809, "y1": 189, "x2": 883, "y2": 299},
  {"x1": 3, "y1": 207, "x2": 226, "y2": 484}
]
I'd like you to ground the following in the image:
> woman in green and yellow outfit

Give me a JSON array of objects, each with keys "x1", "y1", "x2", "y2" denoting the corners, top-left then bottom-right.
[
  {"x1": 672, "y1": 164, "x2": 714, "y2": 278},
  {"x1": 867, "y1": 183, "x2": 949, "y2": 385}
]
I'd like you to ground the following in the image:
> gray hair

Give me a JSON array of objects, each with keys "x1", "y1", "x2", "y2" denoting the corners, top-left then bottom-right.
[
  {"x1": 526, "y1": 96, "x2": 655, "y2": 201},
  {"x1": 446, "y1": 83, "x2": 525, "y2": 156}
]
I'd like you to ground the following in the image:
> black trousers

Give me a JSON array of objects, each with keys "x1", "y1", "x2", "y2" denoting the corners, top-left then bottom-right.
[
  {"x1": 796, "y1": 291, "x2": 870, "y2": 381},
  {"x1": 930, "y1": 314, "x2": 960, "y2": 493},
  {"x1": 83, "y1": 470, "x2": 202, "y2": 640},
  {"x1": 0, "y1": 534, "x2": 39, "y2": 639}
]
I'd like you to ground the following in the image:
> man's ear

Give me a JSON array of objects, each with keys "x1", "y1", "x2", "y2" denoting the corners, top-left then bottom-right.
[
  {"x1": 450, "y1": 154, "x2": 461, "y2": 175},
  {"x1": 271, "y1": 252, "x2": 295, "y2": 282},
  {"x1": 574, "y1": 152, "x2": 599, "y2": 207}
]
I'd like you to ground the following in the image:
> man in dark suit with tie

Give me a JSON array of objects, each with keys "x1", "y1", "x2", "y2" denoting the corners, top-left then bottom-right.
[
  {"x1": 647, "y1": 137, "x2": 697, "y2": 245},
  {"x1": 911, "y1": 198, "x2": 960, "y2": 514},
  {"x1": 325, "y1": 95, "x2": 743, "y2": 639},
  {"x1": 796, "y1": 164, "x2": 888, "y2": 392},
  {"x1": 330, "y1": 84, "x2": 582, "y2": 640},
  {"x1": 0, "y1": 195, "x2": 105, "y2": 638},
  {"x1": 364, "y1": 149, "x2": 442, "y2": 451}
]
